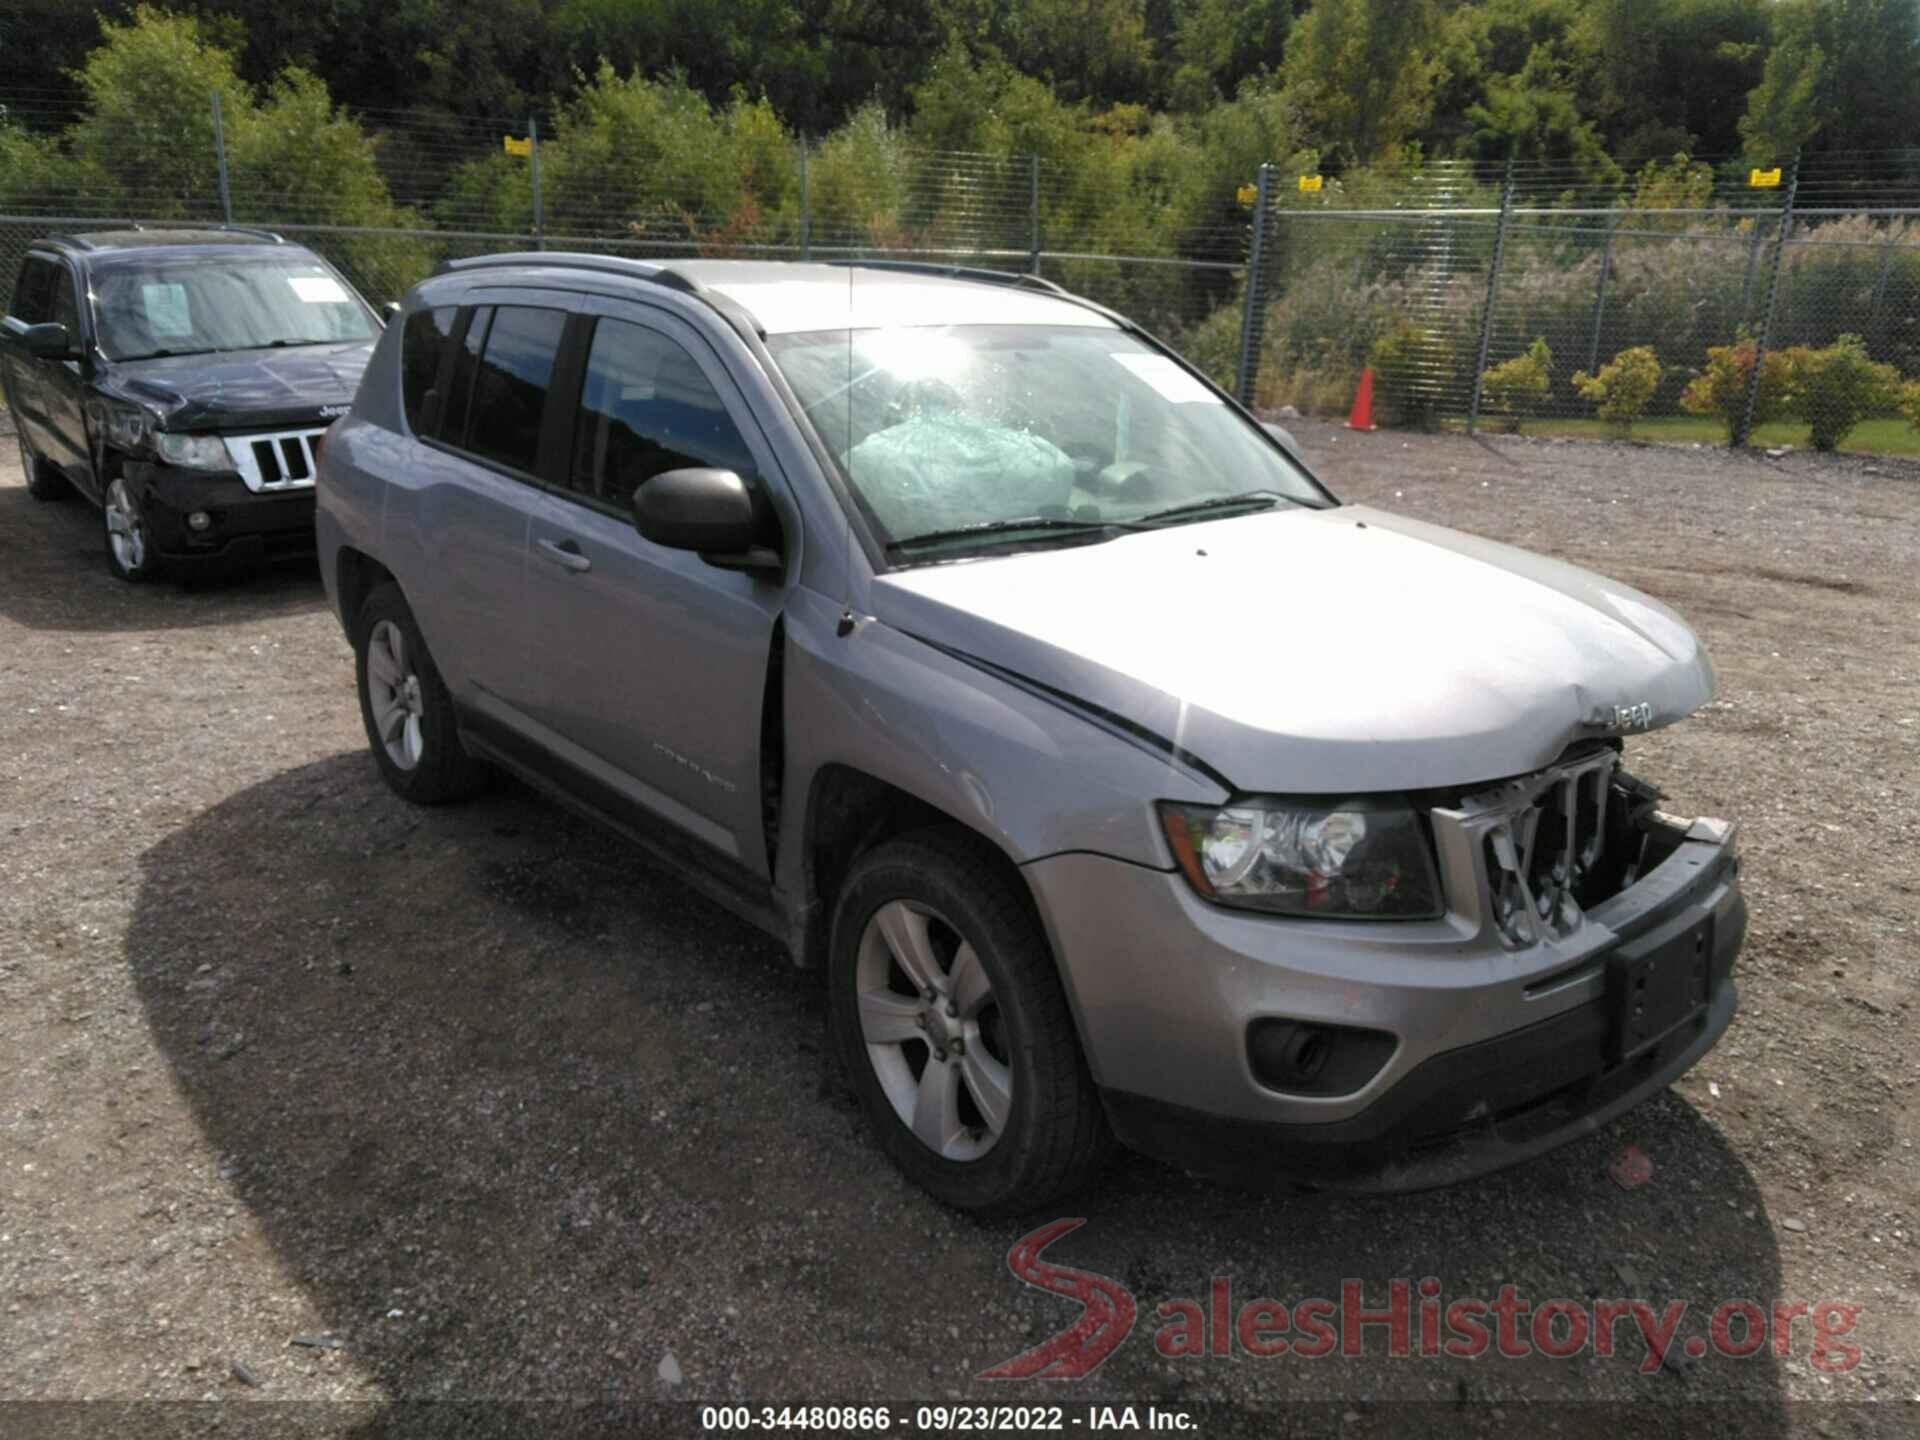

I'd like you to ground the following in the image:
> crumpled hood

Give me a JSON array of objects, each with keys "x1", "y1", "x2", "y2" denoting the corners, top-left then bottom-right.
[
  {"x1": 872, "y1": 504, "x2": 1716, "y2": 794},
  {"x1": 103, "y1": 340, "x2": 375, "y2": 431}
]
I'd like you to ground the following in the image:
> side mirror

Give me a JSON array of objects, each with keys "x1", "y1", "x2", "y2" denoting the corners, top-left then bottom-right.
[
  {"x1": 19, "y1": 322, "x2": 79, "y2": 360},
  {"x1": 632, "y1": 467, "x2": 781, "y2": 574},
  {"x1": 382, "y1": 301, "x2": 401, "y2": 322}
]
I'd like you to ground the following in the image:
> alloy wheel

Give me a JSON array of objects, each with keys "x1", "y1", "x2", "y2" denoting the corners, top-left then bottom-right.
[
  {"x1": 855, "y1": 899, "x2": 1013, "y2": 1162},
  {"x1": 104, "y1": 479, "x2": 147, "y2": 573},
  {"x1": 365, "y1": 619, "x2": 427, "y2": 771}
]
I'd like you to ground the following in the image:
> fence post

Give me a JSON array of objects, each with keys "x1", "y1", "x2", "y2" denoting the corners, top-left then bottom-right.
[
  {"x1": 210, "y1": 92, "x2": 233, "y2": 224},
  {"x1": 1234, "y1": 163, "x2": 1274, "y2": 407},
  {"x1": 1586, "y1": 211, "x2": 1620, "y2": 374},
  {"x1": 798, "y1": 140, "x2": 812, "y2": 261},
  {"x1": 1736, "y1": 150, "x2": 1800, "y2": 447},
  {"x1": 1028, "y1": 155, "x2": 1042, "y2": 276},
  {"x1": 529, "y1": 117, "x2": 544, "y2": 250},
  {"x1": 1739, "y1": 219, "x2": 1766, "y2": 324},
  {"x1": 1466, "y1": 154, "x2": 1517, "y2": 436},
  {"x1": 1868, "y1": 224, "x2": 1899, "y2": 359}
]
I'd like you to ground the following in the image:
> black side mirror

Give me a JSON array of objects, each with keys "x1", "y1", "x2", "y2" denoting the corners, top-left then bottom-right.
[
  {"x1": 19, "y1": 322, "x2": 79, "y2": 360},
  {"x1": 382, "y1": 301, "x2": 401, "y2": 323},
  {"x1": 632, "y1": 467, "x2": 781, "y2": 574}
]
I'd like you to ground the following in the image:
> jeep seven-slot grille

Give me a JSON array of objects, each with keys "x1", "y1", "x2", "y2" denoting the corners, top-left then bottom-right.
[
  {"x1": 1475, "y1": 750, "x2": 1616, "y2": 948},
  {"x1": 219, "y1": 429, "x2": 327, "y2": 493}
]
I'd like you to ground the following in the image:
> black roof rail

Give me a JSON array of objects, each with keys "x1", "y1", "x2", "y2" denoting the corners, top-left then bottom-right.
[
  {"x1": 210, "y1": 224, "x2": 284, "y2": 243},
  {"x1": 434, "y1": 251, "x2": 703, "y2": 295},
  {"x1": 42, "y1": 233, "x2": 97, "y2": 252},
  {"x1": 827, "y1": 258, "x2": 1071, "y2": 296}
]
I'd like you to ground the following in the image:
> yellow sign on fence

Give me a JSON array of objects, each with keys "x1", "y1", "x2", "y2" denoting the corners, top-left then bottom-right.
[
  {"x1": 1748, "y1": 167, "x2": 1781, "y2": 188},
  {"x1": 503, "y1": 135, "x2": 532, "y2": 158},
  {"x1": 1236, "y1": 182, "x2": 1258, "y2": 207},
  {"x1": 1297, "y1": 174, "x2": 1324, "y2": 194}
]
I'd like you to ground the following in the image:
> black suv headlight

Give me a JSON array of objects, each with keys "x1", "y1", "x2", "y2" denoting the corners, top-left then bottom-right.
[{"x1": 1158, "y1": 797, "x2": 1443, "y2": 919}]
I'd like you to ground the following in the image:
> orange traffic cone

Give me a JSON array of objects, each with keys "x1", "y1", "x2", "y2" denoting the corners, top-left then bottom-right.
[{"x1": 1346, "y1": 368, "x2": 1377, "y2": 431}]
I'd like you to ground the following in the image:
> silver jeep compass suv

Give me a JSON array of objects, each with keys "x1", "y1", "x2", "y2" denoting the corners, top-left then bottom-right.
[{"x1": 316, "y1": 256, "x2": 1745, "y2": 1214}]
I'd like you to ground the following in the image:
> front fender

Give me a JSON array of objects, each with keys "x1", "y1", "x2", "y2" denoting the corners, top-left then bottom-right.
[{"x1": 775, "y1": 586, "x2": 1225, "y2": 892}]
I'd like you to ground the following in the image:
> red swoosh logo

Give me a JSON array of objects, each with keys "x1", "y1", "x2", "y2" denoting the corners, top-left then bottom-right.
[{"x1": 978, "y1": 1218, "x2": 1136, "y2": 1379}]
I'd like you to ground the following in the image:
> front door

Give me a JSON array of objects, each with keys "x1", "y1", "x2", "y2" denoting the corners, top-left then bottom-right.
[{"x1": 520, "y1": 301, "x2": 790, "y2": 877}]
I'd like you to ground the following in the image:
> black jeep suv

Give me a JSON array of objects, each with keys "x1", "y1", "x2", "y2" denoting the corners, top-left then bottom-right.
[{"x1": 2, "y1": 228, "x2": 382, "y2": 580}]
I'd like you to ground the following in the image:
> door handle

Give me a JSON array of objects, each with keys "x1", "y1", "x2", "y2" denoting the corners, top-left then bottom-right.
[{"x1": 535, "y1": 537, "x2": 592, "y2": 573}]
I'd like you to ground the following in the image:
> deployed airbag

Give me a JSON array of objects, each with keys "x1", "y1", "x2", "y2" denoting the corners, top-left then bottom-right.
[{"x1": 847, "y1": 414, "x2": 1075, "y2": 538}]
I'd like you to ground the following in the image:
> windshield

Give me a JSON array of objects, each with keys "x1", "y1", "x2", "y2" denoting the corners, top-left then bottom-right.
[
  {"x1": 90, "y1": 254, "x2": 377, "y2": 361},
  {"x1": 766, "y1": 324, "x2": 1328, "y2": 557}
]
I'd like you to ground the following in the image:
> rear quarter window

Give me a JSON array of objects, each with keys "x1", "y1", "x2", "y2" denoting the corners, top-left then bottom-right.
[{"x1": 400, "y1": 306, "x2": 456, "y2": 434}]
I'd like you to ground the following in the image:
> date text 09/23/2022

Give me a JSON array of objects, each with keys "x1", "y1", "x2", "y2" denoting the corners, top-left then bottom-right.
[{"x1": 699, "y1": 1406, "x2": 1194, "y2": 1432}]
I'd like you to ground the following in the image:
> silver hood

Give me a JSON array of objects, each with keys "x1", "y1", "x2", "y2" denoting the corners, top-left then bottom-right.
[{"x1": 871, "y1": 504, "x2": 1715, "y2": 794}]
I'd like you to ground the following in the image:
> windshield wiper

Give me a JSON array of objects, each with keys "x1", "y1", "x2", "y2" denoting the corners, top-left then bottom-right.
[
  {"x1": 887, "y1": 515, "x2": 1143, "y2": 553},
  {"x1": 1136, "y1": 490, "x2": 1294, "y2": 527},
  {"x1": 112, "y1": 347, "x2": 221, "y2": 362}
]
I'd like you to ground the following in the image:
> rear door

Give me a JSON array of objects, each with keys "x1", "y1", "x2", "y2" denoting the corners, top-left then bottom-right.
[
  {"x1": 393, "y1": 294, "x2": 574, "y2": 726},
  {"x1": 518, "y1": 299, "x2": 791, "y2": 877}
]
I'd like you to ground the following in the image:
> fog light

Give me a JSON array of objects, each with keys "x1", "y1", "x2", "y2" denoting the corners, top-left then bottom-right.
[
  {"x1": 1246, "y1": 1018, "x2": 1397, "y2": 1097},
  {"x1": 187, "y1": 510, "x2": 212, "y2": 531}
]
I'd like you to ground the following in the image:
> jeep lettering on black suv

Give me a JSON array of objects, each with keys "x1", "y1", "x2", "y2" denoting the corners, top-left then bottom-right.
[
  {"x1": 317, "y1": 256, "x2": 1745, "y2": 1215},
  {"x1": 2, "y1": 228, "x2": 381, "y2": 580}
]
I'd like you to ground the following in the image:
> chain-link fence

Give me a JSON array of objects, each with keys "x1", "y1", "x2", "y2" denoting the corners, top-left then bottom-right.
[
  {"x1": 1245, "y1": 151, "x2": 1920, "y2": 452},
  {"x1": 5, "y1": 85, "x2": 1920, "y2": 453}
]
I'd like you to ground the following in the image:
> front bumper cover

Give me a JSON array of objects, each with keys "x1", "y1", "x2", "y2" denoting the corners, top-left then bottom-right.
[
  {"x1": 1025, "y1": 817, "x2": 1745, "y2": 1192},
  {"x1": 128, "y1": 463, "x2": 316, "y2": 564}
]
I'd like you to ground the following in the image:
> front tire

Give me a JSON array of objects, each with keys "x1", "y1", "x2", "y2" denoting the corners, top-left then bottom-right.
[
  {"x1": 354, "y1": 583, "x2": 489, "y2": 805},
  {"x1": 828, "y1": 828, "x2": 1111, "y2": 1215},
  {"x1": 18, "y1": 432, "x2": 71, "y2": 501},
  {"x1": 102, "y1": 476, "x2": 160, "y2": 581}
]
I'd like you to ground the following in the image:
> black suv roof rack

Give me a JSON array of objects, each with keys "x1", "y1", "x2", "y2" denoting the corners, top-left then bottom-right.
[
  {"x1": 435, "y1": 251, "x2": 704, "y2": 295},
  {"x1": 827, "y1": 259, "x2": 1069, "y2": 296},
  {"x1": 40, "y1": 223, "x2": 283, "y2": 253}
]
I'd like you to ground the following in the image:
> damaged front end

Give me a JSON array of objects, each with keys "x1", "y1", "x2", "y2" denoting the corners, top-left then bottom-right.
[{"x1": 1432, "y1": 743, "x2": 1730, "y2": 953}]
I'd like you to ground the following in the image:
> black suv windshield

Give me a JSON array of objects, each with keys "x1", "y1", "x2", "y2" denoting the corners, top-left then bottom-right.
[
  {"x1": 767, "y1": 324, "x2": 1328, "y2": 555},
  {"x1": 90, "y1": 253, "x2": 377, "y2": 361}
]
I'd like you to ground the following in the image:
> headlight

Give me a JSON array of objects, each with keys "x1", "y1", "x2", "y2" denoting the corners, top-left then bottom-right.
[
  {"x1": 98, "y1": 402, "x2": 153, "y2": 451},
  {"x1": 154, "y1": 432, "x2": 231, "y2": 471},
  {"x1": 1158, "y1": 797, "x2": 1443, "y2": 919}
]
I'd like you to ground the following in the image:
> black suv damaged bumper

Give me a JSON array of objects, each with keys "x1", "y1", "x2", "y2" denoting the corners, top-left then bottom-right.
[
  {"x1": 1100, "y1": 851, "x2": 1746, "y2": 1194},
  {"x1": 128, "y1": 463, "x2": 316, "y2": 566}
]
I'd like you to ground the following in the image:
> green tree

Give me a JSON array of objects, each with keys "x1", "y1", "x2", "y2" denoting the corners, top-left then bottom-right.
[
  {"x1": 1280, "y1": 0, "x2": 1443, "y2": 164},
  {"x1": 1167, "y1": 0, "x2": 1296, "y2": 110},
  {"x1": 1740, "y1": 0, "x2": 1920, "y2": 160}
]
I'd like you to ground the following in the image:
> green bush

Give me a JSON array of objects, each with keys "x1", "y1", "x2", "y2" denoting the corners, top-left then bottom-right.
[
  {"x1": 1572, "y1": 346, "x2": 1662, "y2": 435},
  {"x1": 1480, "y1": 337, "x2": 1553, "y2": 432},
  {"x1": 1678, "y1": 337, "x2": 1793, "y2": 443},
  {"x1": 1368, "y1": 320, "x2": 1456, "y2": 429},
  {"x1": 1900, "y1": 380, "x2": 1920, "y2": 435},
  {"x1": 1786, "y1": 334, "x2": 1902, "y2": 451}
]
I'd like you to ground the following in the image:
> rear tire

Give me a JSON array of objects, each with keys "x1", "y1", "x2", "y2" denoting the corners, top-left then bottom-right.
[
  {"x1": 828, "y1": 827, "x2": 1112, "y2": 1216},
  {"x1": 354, "y1": 583, "x2": 489, "y2": 804},
  {"x1": 18, "y1": 433, "x2": 70, "y2": 501}
]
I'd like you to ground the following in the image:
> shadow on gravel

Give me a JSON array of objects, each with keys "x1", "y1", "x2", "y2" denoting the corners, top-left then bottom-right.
[
  {"x1": 126, "y1": 755, "x2": 1794, "y2": 1427},
  {"x1": 0, "y1": 478, "x2": 325, "y2": 632}
]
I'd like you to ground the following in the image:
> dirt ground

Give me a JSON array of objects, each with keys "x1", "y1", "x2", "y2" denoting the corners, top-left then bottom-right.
[{"x1": 1, "y1": 415, "x2": 1917, "y2": 1436}]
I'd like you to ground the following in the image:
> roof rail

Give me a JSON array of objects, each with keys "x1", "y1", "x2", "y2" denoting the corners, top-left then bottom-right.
[
  {"x1": 42, "y1": 233, "x2": 97, "y2": 252},
  {"x1": 435, "y1": 251, "x2": 703, "y2": 295},
  {"x1": 211, "y1": 224, "x2": 284, "y2": 243},
  {"x1": 827, "y1": 259, "x2": 1070, "y2": 296}
]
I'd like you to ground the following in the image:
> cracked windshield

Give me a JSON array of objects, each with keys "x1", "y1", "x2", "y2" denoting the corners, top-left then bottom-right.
[{"x1": 767, "y1": 323, "x2": 1326, "y2": 556}]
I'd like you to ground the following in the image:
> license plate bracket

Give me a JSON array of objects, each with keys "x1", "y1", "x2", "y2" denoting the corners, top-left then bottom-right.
[{"x1": 1606, "y1": 915, "x2": 1713, "y2": 1065}]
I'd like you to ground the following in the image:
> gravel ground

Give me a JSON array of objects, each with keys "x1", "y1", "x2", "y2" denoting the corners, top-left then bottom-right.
[{"x1": 1, "y1": 417, "x2": 1917, "y2": 1436}]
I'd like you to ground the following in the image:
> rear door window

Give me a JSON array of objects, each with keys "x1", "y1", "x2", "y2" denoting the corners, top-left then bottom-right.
[
  {"x1": 47, "y1": 264, "x2": 80, "y2": 337},
  {"x1": 439, "y1": 306, "x2": 491, "y2": 447},
  {"x1": 400, "y1": 305, "x2": 456, "y2": 435},
  {"x1": 566, "y1": 318, "x2": 755, "y2": 505},
  {"x1": 463, "y1": 305, "x2": 567, "y2": 475}
]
